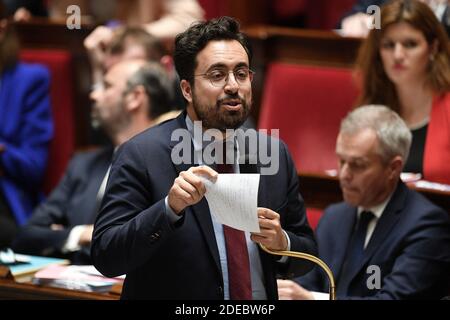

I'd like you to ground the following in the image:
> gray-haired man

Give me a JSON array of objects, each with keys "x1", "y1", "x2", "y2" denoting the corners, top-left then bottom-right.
[{"x1": 278, "y1": 105, "x2": 450, "y2": 300}]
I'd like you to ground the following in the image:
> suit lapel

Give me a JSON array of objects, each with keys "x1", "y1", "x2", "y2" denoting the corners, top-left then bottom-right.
[
  {"x1": 169, "y1": 112, "x2": 222, "y2": 273},
  {"x1": 91, "y1": 147, "x2": 115, "y2": 218},
  {"x1": 332, "y1": 206, "x2": 357, "y2": 280},
  {"x1": 188, "y1": 199, "x2": 222, "y2": 273},
  {"x1": 341, "y1": 182, "x2": 406, "y2": 289},
  {"x1": 360, "y1": 182, "x2": 406, "y2": 265}
]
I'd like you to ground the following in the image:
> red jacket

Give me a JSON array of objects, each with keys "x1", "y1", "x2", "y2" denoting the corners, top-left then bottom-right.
[{"x1": 424, "y1": 92, "x2": 450, "y2": 184}]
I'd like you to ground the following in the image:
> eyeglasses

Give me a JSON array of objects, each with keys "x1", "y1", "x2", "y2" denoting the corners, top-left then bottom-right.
[{"x1": 194, "y1": 68, "x2": 255, "y2": 87}]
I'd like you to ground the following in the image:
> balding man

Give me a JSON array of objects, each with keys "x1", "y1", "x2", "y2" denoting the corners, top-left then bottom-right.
[{"x1": 12, "y1": 60, "x2": 175, "y2": 264}]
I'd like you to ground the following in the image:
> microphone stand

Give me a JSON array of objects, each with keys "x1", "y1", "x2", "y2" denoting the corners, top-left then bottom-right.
[{"x1": 258, "y1": 244, "x2": 336, "y2": 300}]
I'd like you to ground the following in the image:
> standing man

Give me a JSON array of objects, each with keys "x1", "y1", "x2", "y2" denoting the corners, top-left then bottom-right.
[
  {"x1": 12, "y1": 59, "x2": 174, "y2": 264},
  {"x1": 92, "y1": 16, "x2": 316, "y2": 300},
  {"x1": 278, "y1": 106, "x2": 450, "y2": 300}
]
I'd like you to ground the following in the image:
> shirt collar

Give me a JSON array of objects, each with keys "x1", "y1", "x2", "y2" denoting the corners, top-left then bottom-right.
[
  {"x1": 185, "y1": 114, "x2": 239, "y2": 156},
  {"x1": 357, "y1": 191, "x2": 394, "y2": 220}
]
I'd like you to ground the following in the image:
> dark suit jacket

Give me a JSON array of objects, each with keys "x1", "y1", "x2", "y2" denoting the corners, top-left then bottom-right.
[
  {"x1": 298, "y1": 181, "x2": 450, "y2": 299},
  {"x1": 12, "y1": 147, "x2": 113, "y2": 264},
  {"x1": 92, "y1": 112, "x2": 317, "y2": 300},
  {"x1": 0, "y1": 63, "x2": 53, "y2": 225}
]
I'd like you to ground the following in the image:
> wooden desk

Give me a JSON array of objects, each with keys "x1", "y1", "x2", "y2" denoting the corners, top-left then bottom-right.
[
  {"x1": 0, "y1": 278, "x2": 120, "y2": 300},
  {"x1": 299, "y1": 171, "x2": 450, "y2": 212},
  {"x1": 245, "y1": 25, "x2": 362, "y2": 68}
]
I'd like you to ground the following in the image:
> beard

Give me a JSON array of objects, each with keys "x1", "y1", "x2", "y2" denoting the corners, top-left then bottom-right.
[
  {"x1": 191, "y1": 92, "x2": 252, "y2": 131},
  {"x1": 91, "y1": 100, "x2": 130, "y2": 135}
]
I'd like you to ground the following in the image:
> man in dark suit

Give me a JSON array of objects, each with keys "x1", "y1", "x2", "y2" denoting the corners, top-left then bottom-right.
[
  {"x1": 12, "y1": 59, "x2": 175, "y2": 264},
  {"x1": 91, "y1": 16, "x2": 317, "y2": 300},
  {"x1": 278, "y1": 105, "x2": 450, "y2": 300}
]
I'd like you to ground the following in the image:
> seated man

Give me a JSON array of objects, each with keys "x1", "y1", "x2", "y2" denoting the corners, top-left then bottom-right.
[
  {"x1": 278, "y1": 105, "x2": 450, "y2": 300},
  {"x1": 12, "y1": 59, "x2": 176, "y2": 264}
]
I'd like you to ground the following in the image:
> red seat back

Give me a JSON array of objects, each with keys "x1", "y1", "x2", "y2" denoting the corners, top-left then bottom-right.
[
  {"x1": 258, "y1": 63, "x2": 358, "y2": 172},
  {"x1": 306, "y1": 208, "x2": 323, "y2": 230},
  {"x1": 20, "y1": 49, "x2": 75, "y2": 194},
  {"x1": 306, "y1": 0, "x2": 356, "y2": 29},
  {"x1": 197, "y1": 0, "x2": 227, "y2": 20}
]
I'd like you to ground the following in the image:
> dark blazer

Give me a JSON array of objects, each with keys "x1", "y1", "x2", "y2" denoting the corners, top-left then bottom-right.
[
  {"x1": 298, "y1": 181, "x2": 450, "y2": 299},
  {"x1": 0, "y1": 63, "x2": 53, "y2": 225},
  {"x1": 92, "y1": 112, "x2": 317, "y2": 300},
  {"x1": 12, "y1": 147, "x2": 113, "y2": 264}
]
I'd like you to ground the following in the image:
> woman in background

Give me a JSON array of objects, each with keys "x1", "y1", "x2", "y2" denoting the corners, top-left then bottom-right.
[
  {"x1": 355, "y1": 0, "x2": 450, "y2": 184},
  {"x1": 0, "y1": 3, "x2": 53, "y2": 247}
]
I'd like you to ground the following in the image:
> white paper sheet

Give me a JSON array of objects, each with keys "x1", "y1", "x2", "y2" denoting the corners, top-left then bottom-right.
[{"x1": 202, "y1": 174, "x2": 260, "y2": 232}]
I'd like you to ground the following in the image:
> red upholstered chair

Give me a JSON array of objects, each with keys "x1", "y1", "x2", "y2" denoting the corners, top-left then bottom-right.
[
  {"x1": 20, "y1": 49, "x2": 75, "y2": 195},
  {"x1": 259, "y1": 63, "x2": 358, "y2": 172},
  {"x1": 258, "y1": 63, "x2": 358, "y2": 228},
  {"x1": 306, "y1": 208, "x2": 324, "y2": 230}
]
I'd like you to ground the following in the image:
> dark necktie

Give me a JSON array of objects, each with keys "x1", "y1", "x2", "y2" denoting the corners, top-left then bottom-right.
[
  {"x1": 337, "y1": 211, "x2": 374, "y2": 295},
  {"x1": 216, "y1": 142, "x2": 252, "y2": 300}
]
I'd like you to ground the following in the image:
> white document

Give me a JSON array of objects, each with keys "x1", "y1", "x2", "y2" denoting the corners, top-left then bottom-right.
[{"x1": 202, "y1": 174, "x2": 260, "y2": 232}]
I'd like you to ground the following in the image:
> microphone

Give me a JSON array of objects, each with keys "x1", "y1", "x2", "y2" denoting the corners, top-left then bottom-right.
[
  {"x1": 259, "y1": 244, "x2": 336, "y2": 300},
  {"x1": 239, "y1": 153, "x2": 336, "y2": 299}
]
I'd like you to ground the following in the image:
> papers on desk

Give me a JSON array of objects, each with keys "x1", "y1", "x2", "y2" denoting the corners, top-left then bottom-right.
[
  {"x1": 32, "y1": 265, "x2": 124, "y2": 293},
  {"x1": 411, "y1": 180, "x2": 450, "y2": 192},
  {"x1": 203, "y1": 173, "x2": 260, "y2": 232},
  {"x1": 2, "y1": 253, "x2": 69, "y2": 283}
]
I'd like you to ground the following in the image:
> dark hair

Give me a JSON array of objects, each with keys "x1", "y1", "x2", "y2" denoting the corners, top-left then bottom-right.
[
  {"x1": 355, "y1": 0, "x2": 450, "y2": 112},
  {"x1": 125, "y1": 62, "x2": 174, "y2": 119},
  {"x1": 0, "y1": 1, "x2": 19, "y2": 72},
  {"x1": 108, "y1": 26, "x2": 166, "y2": 62},
  {"x1": 174, "y1": 16, "x2": 252, "y2": 85}
]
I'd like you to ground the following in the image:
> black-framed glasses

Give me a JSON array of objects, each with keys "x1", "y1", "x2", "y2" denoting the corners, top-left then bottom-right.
[{"x1": 194, "y1": 68, "x2": 255, "y2": 87}]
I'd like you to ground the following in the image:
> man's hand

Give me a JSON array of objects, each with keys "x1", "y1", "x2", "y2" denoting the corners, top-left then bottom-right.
[
  {"x1": 250, "y1": 207, "x2": 288, "y2": 251},
  {"x1": 168, "y1": 166, "x2": 218, "y2": 214},
  {"x1": 83, "y1": 26, "x2": 115, "y2": 69},
  {"x1": 13, "y1": 7, "x2": 32, "y2": 22},
  {"x1": 341, "y1": 13, "x2": 373, "y2": 38},
  {"x1": 78, "y1": 225, "x2": 94, "y2": 246},
  {"x1": 277, "y1": 279, "x2": 315, "y2": 300}
]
